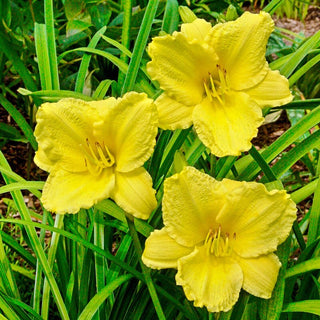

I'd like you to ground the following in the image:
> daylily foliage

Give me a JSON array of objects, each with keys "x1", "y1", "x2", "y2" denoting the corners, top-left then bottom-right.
[
  {"x1": 30, "y1": 8, "x2": 300, "y2": 317},
  {"x1": 142, "y1": 167, "x2": 296, "y2": 312},
  {"x1": 34, "y1": 92, "x2": 158, "y2": 219},
  {"x1": 147, "y1": 11, "x2": 292, "y2": 156}
]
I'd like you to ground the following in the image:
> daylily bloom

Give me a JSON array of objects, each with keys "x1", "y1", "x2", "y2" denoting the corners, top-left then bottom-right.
[
  {"x1": 142, "y1": 167, "x2": 296, "y2": 312},
  {"x1": 34, "y1": 92, "x2": 158, "y2": 219},
  {"x1": 147, "y1": 12, "x2": 293, "y2": 157}
]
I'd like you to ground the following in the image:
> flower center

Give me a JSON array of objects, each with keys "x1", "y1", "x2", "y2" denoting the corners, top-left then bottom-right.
[
  {"x1": 84, "y1": 138, "x2": 115, "y2": 176},
  {"x1": 203, "y1": 65, "x2": 230, "y2": 104},
  {"x1": 204, "y1": 226, "x2": 235, "y2": 257}
]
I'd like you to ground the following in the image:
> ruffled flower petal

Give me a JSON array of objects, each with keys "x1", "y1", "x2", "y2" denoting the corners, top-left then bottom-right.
[
  {"x1": 155, "y1": 93, "x2": 194, "y2": 130},
  {"x1": 163, "y1": 166, "x2": 226, "y2": 247},
  {"x1": 181, "y1": 18, "x2": 212, "y2": 42},
  {"x1": 235, "y1": 253, "x2": 281, "y2": 299},
  {"x1": 41, "y1": 167, "x2": 115, "y2": 214},
  {"x1": 142, "y1": 228, "x2": 193, "y2": 269},
  {"x1": 147, "y1": 32, "x2": 217, "y2": 106},
  {"x1": 244, "y1": 69, "x2": 293, "y2": 107},
  {"x1": 97, "y1": 92, "x2": 158, "y2": 173},
  {"x1": 216, "y1": 182, "x2": 297, "y2": 258},
  {"x1": 193, "y1": 92, "x2": 264, "y2": 156},
  {"x1": 34, "y1": 98, "x2": 101, "y2": 173},
  {"x1": 112, "y1": 167, "x2": 157, "y2": 220},
  {"x1": 176, "y1": 246, "x2": 243, "y2": 312},
  {"x1": 206, "y1": 11, "x2": 274, "y2": 90}
]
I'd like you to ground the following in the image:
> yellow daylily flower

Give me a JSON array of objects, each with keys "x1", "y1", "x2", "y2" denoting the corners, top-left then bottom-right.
[
  {"x1": 142, "y1": 167, "x2": 296, "y2": 312},
  {"x1": 34, "y1": 92, "x2": 158, "y2": 219},
  {"x1": 147, "y1": 12, "x2": 293, "y2": 157}
]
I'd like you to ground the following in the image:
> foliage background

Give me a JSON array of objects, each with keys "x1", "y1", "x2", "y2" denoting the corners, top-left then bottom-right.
[{"x1": 0, "y1": 0, "x2": 320, "y2": 319}]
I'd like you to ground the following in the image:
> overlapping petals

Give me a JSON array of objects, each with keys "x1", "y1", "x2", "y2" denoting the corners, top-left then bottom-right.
[
  {"x1": 34, "y1": 92, "x2": 158, "y2": 218},
  {"x1": 147, "y1": 12, "x2": 293, "y2": 156},
  {"x1": 142, "y1": 166, "x2": 296, "y2": 312}
]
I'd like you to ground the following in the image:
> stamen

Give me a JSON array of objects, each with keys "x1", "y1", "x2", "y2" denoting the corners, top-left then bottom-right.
[
  {"x1": 218, "y1": 67, "x2": 227, "y2": 91},
  {"x1": 83, "y1": 138, "x2": 115, "y2": 175},
  {"x1": 204, "y1": 226, "x2": 233, "y2": 257},
  {"x1": 204, "y1": 82, "x2": 212, "y2": 102},
  {"x1": 203, "y1": 67, "x2": 228, "y2": 104}
]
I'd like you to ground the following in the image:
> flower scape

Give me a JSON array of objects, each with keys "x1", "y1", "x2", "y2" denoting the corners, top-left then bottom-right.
[{"x1": 32, "y1": 10, "x2": 298, "y2": 316}]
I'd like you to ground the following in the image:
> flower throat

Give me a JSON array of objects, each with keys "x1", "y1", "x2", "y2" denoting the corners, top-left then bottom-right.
[{"x1": 203, "y1": 65, "x2": 230, "y2": 103}]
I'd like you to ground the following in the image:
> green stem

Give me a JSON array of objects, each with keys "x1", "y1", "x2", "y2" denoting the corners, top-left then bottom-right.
[{"x1": 126, "y1": 216, "x2": 166, "y2": 320}]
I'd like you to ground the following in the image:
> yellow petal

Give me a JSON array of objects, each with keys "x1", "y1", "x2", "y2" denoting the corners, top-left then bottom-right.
[
  {"x1": 206, "y1": 11, "x2": 274, "y2": 90},
  {"x1": 97, "y1": 92, "x2": 158, "y2": 173},
  {"x1": 193, "y1": 92, "x2": 264, "y2": 157},
  {"x1": 142, "y1": 228, "x2": 193, "y2": 269},
  {"x1": 34, "y1": 98, "x2": 101, "y2": 173},
  {"x1": 216, "y1": 182, "x2": 296, "y2": 258},
  {"x1": 181, "y1": 18, "x2": 212, "y2": 42},
  {"x1": 87, "y1": 97, "x2": 117, "y2": 119},
  {"x1": 155, "y1": 93, "x2": 194, "y2": 130},
  {"x1": 176, "y1": 246, "x2": 243, "y2": 312},
  {"x1": 112, "y1": 167, "x2": 157, "y2": 220},
  {"x1": 163, "y1": 166, "x2": 225, "y2": 247},
  {"x1": 244, "y1": 69, "x2": 293, "y2": 108},
  {"x1": 41, "y1": 167, "x2": 115, "y2": 214},
  {"x1": 147, "y1": 32, "x2": 217, "y2": 106},
  {"x1": 235, "y1": 253, "x2": 281, "y2": 299}
]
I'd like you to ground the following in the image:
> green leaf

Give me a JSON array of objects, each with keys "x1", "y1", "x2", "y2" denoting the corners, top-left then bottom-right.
[
  {"x1": 0, "y1": 123, "x2": 26, "y2": 143},
  {"x1": 162, "y1": 0, "x2": 179, "y2": 34},
  {"x1": 75, "y1": 26, "x2": 107, "y2": 93},
  {"x1": 0, "y1": 181, "x2": 44, "y2": 195},
  {"x1": 307, "y1": 177, "x2": 320, "y2": 244},
  {"x1": 92, "y1": 80, "x2": 114, "y2": 99},
  {"x1": 18, "y1": 88, "x2": 94, "y2": 101},
  {"x1": 34, "y1": 23, "x2": 52, "y2": 90},
  {"x1": 44, "y1": 0, "x2": 60, "y2": 90},
  {"x1": 0, "y1": 233, "x2": 20, "y2": 299},
  {"x1": 237, "y1": 105, "x2": 320, "y2": 181},
  {"x1": 89, "y1": 4, "x2": 112, "y2": 30},
  {"x1": 59, "y1": 47, "x2": 128, "y2": 74},
  {"x1": 94, "y1": 199, "x2": 153, "y2": 237},
  {"x1": 0, "y1": 95, "x2": 37, "y2": 150},
  {"x1": 121, "y1": 0, "x2": 160, "y2": 94},
  {"x1": 78, "y1": 275, "x2": 132, "y2": 320},
  {"x1": 262, "y1": 129, "x2": 320, "y2": 181},
  {"x1": 282, "y1": 300, "x2": 320, "y2": 316},
  {"x1": 279, "y1": 30, "x2": 320, "y2": 78},
  {"x1": 286, "y1": 257, "x2": 320, "y2": 278},
  {"x1": 0, "y1": 31, "x2": 38, "y2": 93},
  {"x1": 289, "y1": 52, "x2": 320, "y2": 86}
]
